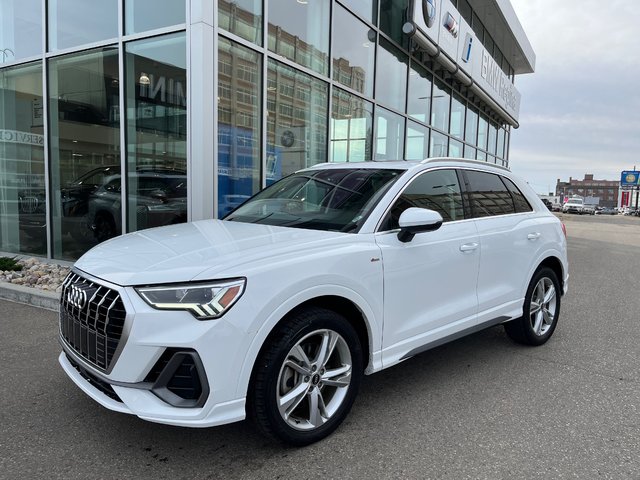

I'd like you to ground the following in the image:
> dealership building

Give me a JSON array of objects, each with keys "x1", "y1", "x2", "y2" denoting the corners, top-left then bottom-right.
[{"x1": 0, "y1": 0, "x2": 535, "y2": 261}]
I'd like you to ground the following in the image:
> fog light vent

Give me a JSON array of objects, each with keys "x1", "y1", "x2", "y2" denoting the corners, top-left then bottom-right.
[{"x1": 144, "y1": 349, "x2": 209, "y2": 408}]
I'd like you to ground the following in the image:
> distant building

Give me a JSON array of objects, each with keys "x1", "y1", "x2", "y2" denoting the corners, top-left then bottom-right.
[{"x1": 555, "y1": 174, "x2": 619, "y2": 207}]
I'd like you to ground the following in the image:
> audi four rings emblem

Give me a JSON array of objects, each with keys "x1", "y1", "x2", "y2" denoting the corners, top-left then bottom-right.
[{"x1": 66, "y1": 285, "x2": 88, "y2": 309}]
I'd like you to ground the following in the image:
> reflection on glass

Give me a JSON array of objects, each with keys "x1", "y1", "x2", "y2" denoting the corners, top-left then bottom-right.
[
  {"x1": 464, "y1": 145, "x2": 476, "y2": 160},
  {"x1": 0, "y1": 62, "x2": 45, "y2": 255},
  {"x1": 333, "y1": 4, "x2": 375, "y2": 97},
  {"x1": 48, "y1": 0, "x2": 118, "y2": 51},
  {"x1": 0, "y1": 0, "x2": 42, "y2": 63},
  {"x1": 380, "y1": 0, "x2": 409, "y2": 47},
  {"x1": 267, "y1": 59, "x2": 328, "y2": 182},
  {"x1": 374, "y1": 107, "x2": 404, "y2": 160},
  {"x1": 497, "y1": 127, "x2": 505, "y2": 159},
  {"x1": 477, "y1": 114, "x2": 488, "y2": 151},
  {"x1": 430, "y1": 130, "x2": 448, "y2": 157},
  {"x1": 125, "y1": 33, "x2": 187, "y2": 234},
  {"x1": 449, "y1": 139, "x2": 463, "y2": 157},
  {"x1": 465, "y1": 105, "x2": 478, "y2": 145},
  {"x1": 126, "y1": 0, "x2": 185, "y2": 35},
  {"x1": 450, "y1": 93, "x2": 465, "y2": 139},
  {"x1": 218, "y1": 0, "x2": 262, "y2": 46},
  {"x1": 476, "y1": 150, "x2": 487, "y2": 161},
  {"x1": 330, "y1": 88, "x2": 373, "y2": 163},
  {"x1": 268, "y1": 0, "x2": 329, "y2": 75},
  {"x1": 375, "y1": 38, "x2": 408, "y2": 112},
  {"x1": 405, "y1": 122, "x2": 429, "y2": 161},
  {"x1": 407, "y1": 62, "x2": 432, "y2": 123},
  {"x1": 49, "y1": 47, "x2": 120, "y2": 260},
  {"x1": 339, "y1": 0, "x2": 377, "y2": 23},
  {"x1": 487, "y1": 122, "x2": 497, "y2": 154},
  {"x1": 218, "y1": 37, "x2": 262, "y2": 218},
  {"x1": 431, "y1": 79, "x2": 450, "y2": 133}
]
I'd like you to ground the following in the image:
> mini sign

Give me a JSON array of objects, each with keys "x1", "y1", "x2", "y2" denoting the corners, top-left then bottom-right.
[{"x1": 620, "y1": 171, "x2": 640, "y2": 187}]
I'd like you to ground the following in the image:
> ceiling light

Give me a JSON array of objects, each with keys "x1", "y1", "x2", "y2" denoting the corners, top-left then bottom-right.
[
  {"x1": 297, "y1": 0, "x2": 308, "y2": 4},
  {"x1": 139, "y1": 73, "x2": 150, "y2": 85}
]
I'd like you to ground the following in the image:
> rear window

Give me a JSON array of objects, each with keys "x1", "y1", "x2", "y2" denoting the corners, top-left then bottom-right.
[
  {"x1": 502, "y1": 177, "x2": 533, "y2": 213},
  {"x1": 464, "y1": 170, "x2": 515, "y2": 218}
]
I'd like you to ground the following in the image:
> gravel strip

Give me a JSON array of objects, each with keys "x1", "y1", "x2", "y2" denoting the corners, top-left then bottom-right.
[{"x1": 0, "y1": 257, "x2": 70, "y2": 293}]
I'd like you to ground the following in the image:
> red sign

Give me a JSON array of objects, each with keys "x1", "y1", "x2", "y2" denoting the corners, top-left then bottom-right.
[{"x1": 621, "y1": 191, "x2": 630, "y2": 206}]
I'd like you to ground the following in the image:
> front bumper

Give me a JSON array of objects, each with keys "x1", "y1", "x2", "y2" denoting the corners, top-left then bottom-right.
[{"x1": 58, "y1": 269, "x2": 253, "y2": 428}]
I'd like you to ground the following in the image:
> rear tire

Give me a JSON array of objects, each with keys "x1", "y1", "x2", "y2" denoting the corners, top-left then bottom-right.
[
  {"x1": 505, "y1": 267, "x2": 561, "y2": 346},
  {"x1": 247, "y1": 307, "x2": 363, "y2": 446}
]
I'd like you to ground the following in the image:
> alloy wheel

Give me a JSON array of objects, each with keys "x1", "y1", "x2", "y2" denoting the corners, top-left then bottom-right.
[
  {"x1": 529, "y1": 277, "x2": 557, "y2": 336},
  {"x1": 276, "y1": 329, "x2": 352, "y2": 431}
]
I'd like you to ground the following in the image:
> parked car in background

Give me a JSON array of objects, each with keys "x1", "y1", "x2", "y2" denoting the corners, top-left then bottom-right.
[
  {"x1": 582, "y1": 205, "x2": 596, "y2": 215},
  {"x1": 599, "y1": 207, "x2": 617, "y2": 215},
  {"x1": 551, "y1": 203, "x2": 562, "y2": 212},
  {"x1": 88, "y1": 169, "x2": 187, "y2": 242},
  {"x1": 563, "y1": 198, "x2": 585, "y2": 214},
  {"x1": 58, "y1": 158, "x2": 569, "y2": 446},
  {"x1": 541, "y1": 199, "x2": 553, "y2": 211}
]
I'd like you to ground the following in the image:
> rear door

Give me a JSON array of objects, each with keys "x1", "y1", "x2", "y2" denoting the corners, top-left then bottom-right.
[
  {"x1": 461, "y1": 169, "x2": 538, "y2": 323},
  {"x1": 375, "y1": 168, "x2": 480, "y2": 366}
]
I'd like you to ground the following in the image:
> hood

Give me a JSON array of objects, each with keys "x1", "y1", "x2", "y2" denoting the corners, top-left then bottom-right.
[{"x1": 74, "y1": 220, "x2": 347, "y2": 286}]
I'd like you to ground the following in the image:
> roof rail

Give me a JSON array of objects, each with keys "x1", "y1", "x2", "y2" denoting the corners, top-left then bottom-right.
[{"x1": 420, "y1": 157, "x2": 511, "y2": 172}]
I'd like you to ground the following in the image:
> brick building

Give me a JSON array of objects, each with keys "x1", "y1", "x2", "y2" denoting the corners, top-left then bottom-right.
[{"x1": 555, "y1": 174, "x2": 619, "y2": 207}]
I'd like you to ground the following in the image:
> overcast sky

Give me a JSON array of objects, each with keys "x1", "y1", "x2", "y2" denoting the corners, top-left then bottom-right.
[{"x1": 508, "y1": 0, "x2": 640, "y2": 195}]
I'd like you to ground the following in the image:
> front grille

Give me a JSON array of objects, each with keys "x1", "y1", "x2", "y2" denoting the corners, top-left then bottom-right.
[
  {"x1": 59, "y1": 272, "x2": 127, "y2": 371},
  {"x1": 19, "y1": 195, "x2": 39, "y2": 213},
  {"x1": 65, "y1": 353, "x2": 122, "y2": 403}
]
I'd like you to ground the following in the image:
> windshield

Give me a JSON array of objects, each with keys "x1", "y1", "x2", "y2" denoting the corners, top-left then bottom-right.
[{"x1": 224, "y1": 168, "x2": 403, "y2": 232}]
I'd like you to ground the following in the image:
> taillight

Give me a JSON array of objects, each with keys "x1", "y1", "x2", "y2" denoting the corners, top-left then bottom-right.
[{"x1": 561, "y1": 223, "x2": 567, "y2": 238}]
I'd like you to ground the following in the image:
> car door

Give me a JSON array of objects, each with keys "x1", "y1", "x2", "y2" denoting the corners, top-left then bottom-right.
[
  {"x1": 461, "y1": 169, "x2": 538, "y2": 323},
  {"x1": 375, "y1": 168, "x2": 480, "y2": 367}
]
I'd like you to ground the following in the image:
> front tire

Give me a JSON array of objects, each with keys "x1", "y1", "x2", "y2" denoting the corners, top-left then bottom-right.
[
  {"x1": 248, "y1": 308, "x2": 363, "y2": 446},
  {"x1": 505, "y1": 267, "x2": 561, "y2": 346}
]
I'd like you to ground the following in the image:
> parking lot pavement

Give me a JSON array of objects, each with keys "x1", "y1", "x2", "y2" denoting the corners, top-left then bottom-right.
[{"x1": 1, "y1": 214, "x2": 639, "y2": 480}]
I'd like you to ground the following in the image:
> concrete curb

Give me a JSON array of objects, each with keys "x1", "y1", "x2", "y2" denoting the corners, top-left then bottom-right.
[{"x1": 0, "y1": 282, "x2": 60, "y2": 312}]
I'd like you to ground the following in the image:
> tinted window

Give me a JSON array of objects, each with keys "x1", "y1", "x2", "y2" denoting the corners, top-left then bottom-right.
[
  {"x1": 502, "y1": 177, "x2": 533, "y2": 213},
  {"x1": 464, "y1": 170, "x2": 515, "y2": 218},
  {"x1": 381, "y1": 169, "x2": 464, "y2": 230}
]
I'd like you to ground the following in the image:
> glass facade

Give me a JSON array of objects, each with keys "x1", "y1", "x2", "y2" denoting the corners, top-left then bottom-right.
[
  {"x1": 0, "y1": 0, "x2": 42, "y2": 64},
  {"x1": 125, "y1": 33, "x2": 187, "y2": 233},
  {"x1": 48, "y1": 47, "x2": 120, "y2": 260},
  {"x1": 0, "y1": 0, "x2": 514, "y2": 261},
  {"x1": 48, "y1": 0, "x2": 118, "y2": 51},
  {"x1": 0, "y1": 63, "x2": 45, "y2": 255},
  {"x1": 125, "y1": 0, "x2": 185, "y2": 34}
]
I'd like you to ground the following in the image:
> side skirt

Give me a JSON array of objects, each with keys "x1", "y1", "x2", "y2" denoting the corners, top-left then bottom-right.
[{"x1": 399, "y1": 316, "x2": 512, "y2": 361}]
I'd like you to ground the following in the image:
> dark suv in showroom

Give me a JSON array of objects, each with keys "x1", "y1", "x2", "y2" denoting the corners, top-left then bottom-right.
[
  {"x1": 88, "y1": 168, "x2": 187, "y2": 241},
  {"x1": 19, "y1": 166, "x2": 186, "y2": 245}
]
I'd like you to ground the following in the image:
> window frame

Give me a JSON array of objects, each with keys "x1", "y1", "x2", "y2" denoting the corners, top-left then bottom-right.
[
  {"x1": 459, "y1": 169, "x2": 533, "y2": 219},
  {"x1": 377, "y1": 167, "x2": 468, "y2": 232}
]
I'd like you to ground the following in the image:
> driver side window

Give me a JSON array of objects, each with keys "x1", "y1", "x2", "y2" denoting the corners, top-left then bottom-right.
[{"x1": 380, "y1": 169, "x2": 464, "y2": 231}]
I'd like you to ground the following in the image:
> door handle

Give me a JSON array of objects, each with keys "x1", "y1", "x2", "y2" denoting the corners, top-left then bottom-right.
[
  {"x1": 527, "y1": 232, "x2": 541, "y2": 241},
  {"x1": 459, "y1": 242, "x2": 479, "y2": 252}
]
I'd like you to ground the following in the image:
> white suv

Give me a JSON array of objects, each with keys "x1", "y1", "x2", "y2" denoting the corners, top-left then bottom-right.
[
  {"x1": 58, "y1": 158, "x2": 569, "y2": 445},
  {"x1": 562, "y1": 198, "x2": 584, "y2": 214}
]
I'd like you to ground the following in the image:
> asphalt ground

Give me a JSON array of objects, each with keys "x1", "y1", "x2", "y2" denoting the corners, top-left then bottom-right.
[{"x1": 1, "y1": 214, "x2": 639, "y2": 479}]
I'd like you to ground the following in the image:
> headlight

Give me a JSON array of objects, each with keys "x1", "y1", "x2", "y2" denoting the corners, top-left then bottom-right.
[{"x1": 135, "y1": 278, "x2": 245, "y2": 320}]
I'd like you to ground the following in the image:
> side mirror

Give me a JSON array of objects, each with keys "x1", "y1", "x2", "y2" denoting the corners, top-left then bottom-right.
[{"x1": 397, "y1": 207, "x2": 443, "y2": 243}]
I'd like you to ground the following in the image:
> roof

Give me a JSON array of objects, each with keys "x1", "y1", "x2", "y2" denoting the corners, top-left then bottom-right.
[{"x1": 303, "y1": 158, "x2": 511, "y2": 173}]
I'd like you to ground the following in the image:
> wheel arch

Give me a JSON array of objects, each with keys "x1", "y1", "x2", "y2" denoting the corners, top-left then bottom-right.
[
  {"x1": 537, "y1": 256, "x2": 565, "y2": 293},
  {"x1": 240, "y1": 294, "x2": 375, "y2": 400}
]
